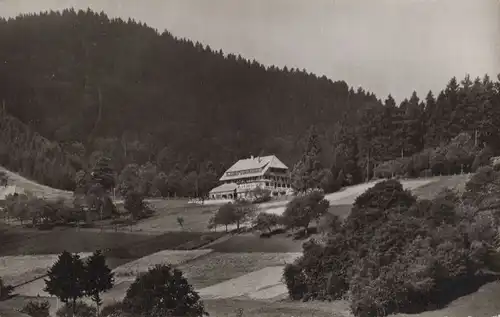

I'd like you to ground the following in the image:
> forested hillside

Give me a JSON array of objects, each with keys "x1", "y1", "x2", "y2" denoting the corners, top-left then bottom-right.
[
  {"x1": 0, "y1": 9, "x2": 499, "y2": 196},
  {"x1": 0, "y1": 109, "x2": 76, "y2": 190}
]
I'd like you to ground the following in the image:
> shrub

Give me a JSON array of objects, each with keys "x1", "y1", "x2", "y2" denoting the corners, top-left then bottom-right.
[
  {"x1": 101, "y1": 302, "x2": 128, "y2": 317},
  {"x1": 56, "y1": 301, "x2": 96, "y2": 317},
  {"x1": 283, "y1": 263, "x2": 308, "y2": 300},
  {"x1": 317, "y1": 213, "x2": 341, "y2": 235},
  {"x1": 352, "y1": 179, "x2": 416, "y2": 211},
  {"x1": 177, "y1": 216, "x2": 185, "y2": 229},
  {"x1": 250, "y1": 186, "x2": 272, "y2": 204},
  {"x1": 20, "y1": 300, "x2": 50, "y2": 317}
]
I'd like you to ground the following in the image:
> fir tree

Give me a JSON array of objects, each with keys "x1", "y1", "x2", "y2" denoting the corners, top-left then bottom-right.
[
  {"x1": 91, "y1": 157, "x2": 115, "y2": 192},
  {"x1": 44, "y1": 251, "x2": 85, "y2": 316},
  {"x1": 83, "y1": 250, "x2": 114, "y2": 315},
  {"x1": 291, "y1": 126, "x2": 325, "y2": 192}
]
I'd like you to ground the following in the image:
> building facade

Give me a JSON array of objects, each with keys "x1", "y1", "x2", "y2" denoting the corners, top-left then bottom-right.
[{"x1": 209, "y1": 155, "x2": 292, "y2": 200}]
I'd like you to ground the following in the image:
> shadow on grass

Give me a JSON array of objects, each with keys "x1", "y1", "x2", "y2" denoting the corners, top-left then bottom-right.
[
  {"x1": 400, "y1": 273, "x2": 500, "y2": 314},
  {"x1": 105, "y1": 231, "x2": 225, "y2": 259}
]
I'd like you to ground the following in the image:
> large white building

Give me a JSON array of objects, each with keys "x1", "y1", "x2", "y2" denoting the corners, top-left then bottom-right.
[{"x1": 209, "y1": 155, "x2": 292, "y2": 200}]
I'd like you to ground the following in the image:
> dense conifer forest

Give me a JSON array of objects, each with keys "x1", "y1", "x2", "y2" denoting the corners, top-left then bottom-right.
[{"x1": 1, "y1": 9, "x2": 499, "y2": 196}]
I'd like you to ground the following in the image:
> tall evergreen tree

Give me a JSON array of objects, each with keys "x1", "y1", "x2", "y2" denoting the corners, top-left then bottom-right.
[
  {"x1": 291, "y1": 126, "x2": 325, "y2": 192},
  {"x1": 423, "y1": 91, "x2": 438, "y2": 147},
  {"x1": 44, "y1": 251, "x2": 85, "y2": 316},
  {"x1": 83, "y1": 250, "x2": 114, "y2": 315}
]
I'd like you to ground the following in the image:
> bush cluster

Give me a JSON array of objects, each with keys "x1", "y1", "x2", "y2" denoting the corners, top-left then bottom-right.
[
  {"x1": 283, "y1": 178, "x2": 499, "y2": 317},
  {"x1": 374, "y1": 133, "x2": 487, "y2": 179},
  {"x1": 5, "y1": 194, "x2": 121, "y2": 229},
  {"x1": 208, "y1": 201, "x2": 257, "y2": 232},
  {"x1": 20, "y1": 300, "x2": 50, "y2": 317},
  {"x1": 3, "y1": 194, "x2": 84, "y2": 229}
]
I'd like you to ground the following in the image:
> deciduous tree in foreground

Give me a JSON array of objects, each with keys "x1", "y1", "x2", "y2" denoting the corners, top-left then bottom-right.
[
  {"x1": 123, "y1": 264, "x2": 208, "y2": 317},
  {"x1": 282, "y1": 191, "x2": 329, "y2": 234}
]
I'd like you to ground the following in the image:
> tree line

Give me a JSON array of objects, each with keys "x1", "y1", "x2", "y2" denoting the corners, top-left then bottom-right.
[{"x1": 0, "y1": 9, "x2": 499, "y2": 198}]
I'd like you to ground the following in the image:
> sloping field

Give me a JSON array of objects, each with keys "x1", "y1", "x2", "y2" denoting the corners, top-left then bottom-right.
[
  {"x1": 102, "y1": 251, "x2": 302, "y2": 305},
  {"x1": 0, "y1": 227, "x2": 153, "y2": 256},
  {"x1": 203, "y1": 233, "x2": 304, "y2": 253},
  {"x1": 197, "y1": 266, "x2": 287, "y2": 300},
  {"x1": 0, "y1": 166, "x2": 72, "y2": 201},
  {"x1": 203, "y1": 299, "x2": 350, "y2": 317},
  {"x1": 325, "y1": 178, "x2": 434, "y2": 206},
  {"x1": 0, "y1": 253, "x2": 92, "y2": 287},
  {"x1": 127, "y1": 203, "x2": 218, "y2": 233},
  {"x1": 112, "y1": 249, "x2": 213, "y2": 277},
  {"x1": 411, "y1": 173, "x2": 472, "y2": 200},
  {"x1": 178, "y1": 252, "x2": 302, "y2": 289},
  {"x1": 0, "y1": 224, "x2": 222, "y2": 258},
  {"x1": 262, "y1": 175, "x2": 471, "y2": 216}
]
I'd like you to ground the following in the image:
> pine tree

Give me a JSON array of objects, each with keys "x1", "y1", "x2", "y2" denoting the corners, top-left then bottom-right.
[
  {"x1": 291, "y1": 126, "x2": 324, "y2": 192},
  {"x1": 423, "y1": 91, "x2": 438, "y2": 147},
  {"x1": 44, "y1": 251, "x2": 85, "y2": 316},
  {"x1": 83, "y1": 250, "x2": 114, "y2": 315},
  {"x1": 91, "y1": 157, "x2": 115, "y2": 192},
  {"x1": 478, "y1": 74, "x2": 500, "y2": 149},
  {"x1": 399, "y1": 91, "x2": 424, "y2": 156}
]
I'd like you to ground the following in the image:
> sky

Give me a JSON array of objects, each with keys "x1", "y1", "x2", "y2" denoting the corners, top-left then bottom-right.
[{"x1": 0, "y1": 0, "x2": 499, "y2": 102}]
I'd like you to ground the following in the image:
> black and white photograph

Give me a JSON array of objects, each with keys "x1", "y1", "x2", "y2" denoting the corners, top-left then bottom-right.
[{"x1": 0, "y1": 0, "x2": 499, "y2": 316}]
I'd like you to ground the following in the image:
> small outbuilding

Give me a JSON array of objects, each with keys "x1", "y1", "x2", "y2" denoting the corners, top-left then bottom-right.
[{"x1": 209, "y1": 183, "x2": 238, "y2": 200}]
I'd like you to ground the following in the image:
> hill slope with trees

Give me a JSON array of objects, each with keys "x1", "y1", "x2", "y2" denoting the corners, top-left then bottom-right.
[{"x1": 0, "y1": 9, "x2": 499, "y2": 197}]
